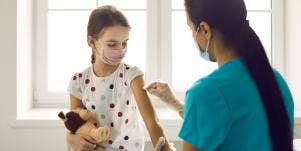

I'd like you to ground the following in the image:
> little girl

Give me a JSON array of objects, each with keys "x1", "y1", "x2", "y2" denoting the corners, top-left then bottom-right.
[{"x1": 66, "y1": 5, "x2": 171, "y2": 151}]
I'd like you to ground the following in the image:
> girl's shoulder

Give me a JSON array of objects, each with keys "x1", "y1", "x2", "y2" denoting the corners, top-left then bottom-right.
[
  {"x1": 70, "y1": 66, "x2": 92, "y2": 84},
  {"x1": 122, "y1": 63, "x2": 143, "y2": 74},
  {"x1": 122, "y1": 62, "x2": 144, "y2": 81}
]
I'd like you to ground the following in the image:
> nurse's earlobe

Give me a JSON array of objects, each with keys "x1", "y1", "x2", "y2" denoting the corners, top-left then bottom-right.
[{"x1": 200, "y1": 22, "x2": 212, "y2": 41}]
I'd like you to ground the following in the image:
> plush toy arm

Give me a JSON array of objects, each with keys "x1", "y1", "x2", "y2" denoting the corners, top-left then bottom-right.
[
  {"x1": 72, "y1": 108, "x2": 96, "y2": 121},
  {"x1": 72, "y1": 108, "x2": 82, "y2": 114},
  {"x1": 76, "y1": 122, "x2": 111, "y2": 143}
]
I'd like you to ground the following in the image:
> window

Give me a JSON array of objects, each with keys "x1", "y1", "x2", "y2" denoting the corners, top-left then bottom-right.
[
  {"x1": 34, "y1": 0, "x2": 147, "y2": 107},
  {"x1": 171, "y1": 0, "x2": 273, "y2": 91},
  {"x1": 34, "y1": 0, "x2": 282, "y2": 107}
]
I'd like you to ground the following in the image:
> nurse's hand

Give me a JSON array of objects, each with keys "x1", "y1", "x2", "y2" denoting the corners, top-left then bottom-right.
[{"x1": 145, "y1": 80, "x2": 183, "y2": 117}]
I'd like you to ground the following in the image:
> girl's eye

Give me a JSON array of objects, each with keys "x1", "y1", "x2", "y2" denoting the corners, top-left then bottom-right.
[
  {"x1": 108, "y1": 43, "x2": 117, "y2": 47},
  {"x1": 122, "y1": 42, "x2": 127, "y2": 47}
]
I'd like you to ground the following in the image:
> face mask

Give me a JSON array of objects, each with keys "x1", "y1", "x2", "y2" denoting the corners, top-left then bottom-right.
[
  {"x1": 95, "y1": 41, "x2": 127, "y2": 65},
  {"x1": 193, "y1": 26, "x2": 211, "y2": 61}
]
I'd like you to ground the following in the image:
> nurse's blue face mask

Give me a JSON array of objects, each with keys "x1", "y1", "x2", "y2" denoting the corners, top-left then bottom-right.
[{"x1": 193, "y1": 26, "x2": 211, "y2": 61}]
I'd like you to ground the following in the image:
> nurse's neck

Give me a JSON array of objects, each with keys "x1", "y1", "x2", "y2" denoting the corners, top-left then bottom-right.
[{"x1": 213, "y1": 41, "x2": 239, "y2": 67}]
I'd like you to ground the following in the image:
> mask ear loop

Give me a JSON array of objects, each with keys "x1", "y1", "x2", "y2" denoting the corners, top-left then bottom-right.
[
  {"x1": 196, "y1": 25, "x2": 211, "y2": 53},
  {"x1": 195, "y1": 26, "x2": 200, "y2": 40},
  {"x1": 95, "y1": 40, "x2": 112, "y2": 64},
  {"x1": 205, "y1": 38, "x2": 211, "y2": 52}
]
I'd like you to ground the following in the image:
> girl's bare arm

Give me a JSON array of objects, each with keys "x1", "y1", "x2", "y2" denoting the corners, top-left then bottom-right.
[{"x1": 131, "y1": 75, "x2": 171, "y2": 151}]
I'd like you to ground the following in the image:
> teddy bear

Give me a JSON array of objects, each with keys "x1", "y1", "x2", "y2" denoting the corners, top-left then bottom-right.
[{"x1": 58, "y1": 108, "x2": 110, "y2": 143}]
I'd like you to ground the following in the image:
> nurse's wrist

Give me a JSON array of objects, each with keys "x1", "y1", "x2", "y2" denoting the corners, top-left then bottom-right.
[
  {"x1": 160, "y1": 93, "x2": 177, "y2": 103},
  {"x1": 161, "y1": 96, "x2": 183, "y2": 113}
]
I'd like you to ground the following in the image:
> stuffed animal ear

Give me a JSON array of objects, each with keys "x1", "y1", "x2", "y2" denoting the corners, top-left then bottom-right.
[{"x1": 58, "y1": 111, "x2": 66, "y2": 121}]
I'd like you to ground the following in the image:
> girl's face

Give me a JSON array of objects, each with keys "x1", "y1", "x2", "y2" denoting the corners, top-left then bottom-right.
[
  {"x1": 88, "y1": 25, "x2": 130, "y2": 63},
  {"x1": 96, "y1": 25, "x2": 130, "y2": 50}
]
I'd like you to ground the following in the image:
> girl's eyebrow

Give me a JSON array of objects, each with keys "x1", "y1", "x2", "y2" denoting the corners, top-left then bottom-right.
[
  {"x1": 105, "y1": 40, "x2": 118, "y2": 43},
  {"x1": 105, "y1": 39, "x2": 129, "y2": 43}
]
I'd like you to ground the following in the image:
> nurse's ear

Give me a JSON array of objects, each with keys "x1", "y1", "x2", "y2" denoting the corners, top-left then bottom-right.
[{"x1": 199, "y1": 21, "x2": 212, "y2": 41}]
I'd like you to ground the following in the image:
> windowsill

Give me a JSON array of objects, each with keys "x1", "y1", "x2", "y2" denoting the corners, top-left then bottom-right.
[
  {"x1": 9, "y1": 107, "x2": 183, "y2": 141},
  {"x1": 9, "y1": 108, "x2": 301, "y2": 141},
  {"x1": 11, "y1": 107, "x2": 182, "y2": 123},
  {"x1": 9, "y1": 108, "x2": 67, "y2": 128}
]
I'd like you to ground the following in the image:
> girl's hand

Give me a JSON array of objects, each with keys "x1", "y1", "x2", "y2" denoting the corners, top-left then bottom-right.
[
  {"x1": 94, "y1": 146, "x2": 104, "y2": 151},
  {"x1": 154, "y1": 137, "x2": 177, "y2": 151},
  {"x1": 66, "y1": 132, "x2": 97, "y2": 151}
]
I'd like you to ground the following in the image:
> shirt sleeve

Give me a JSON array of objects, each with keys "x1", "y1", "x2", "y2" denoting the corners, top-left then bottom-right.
[
  {"x1": 125, "y1": 65, "x2": 144, "y2": 86},
  {"x1": 178, "y1": 80, "x2": 233, "y2": 151},
  {"x1": 67, "y1": 73, "x2": 82, "y2": 100}
]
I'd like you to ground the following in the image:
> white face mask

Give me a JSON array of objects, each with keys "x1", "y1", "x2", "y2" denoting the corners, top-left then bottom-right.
[
  {"x1": 193, "y1": 26, "x2": 211, "y2": 61},
  {"x1": 95, "y1": 41, "x2": 127, "y2": 65}
]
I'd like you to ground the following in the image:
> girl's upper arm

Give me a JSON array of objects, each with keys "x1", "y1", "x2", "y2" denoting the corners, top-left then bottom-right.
[
  {"x1": 130, "y1": 75, "x2": 157, "y2": 124},
  {"x1": 70, "y1": 94, "x2": 84, "y2": 110},
  {"x1": 130, "y1": 75, "x2": 171, "y2": 150}
]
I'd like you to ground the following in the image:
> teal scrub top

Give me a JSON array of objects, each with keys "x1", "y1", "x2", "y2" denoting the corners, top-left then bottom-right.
[{"x1": 178, "y1": 58, "x2": 294, "y2": 151}]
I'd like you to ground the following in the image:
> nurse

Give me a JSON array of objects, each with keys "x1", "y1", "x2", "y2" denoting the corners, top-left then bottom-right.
[{"x1": 146, "y1": 0, "x2": 294, "y2": 150}]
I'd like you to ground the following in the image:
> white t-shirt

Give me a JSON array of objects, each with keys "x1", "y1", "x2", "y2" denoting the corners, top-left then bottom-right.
[{"x1": 68, "y1": 63, "x2": 145, "y2": 151}]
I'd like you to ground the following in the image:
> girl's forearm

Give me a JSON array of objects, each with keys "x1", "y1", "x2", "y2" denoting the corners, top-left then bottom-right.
[{"x1": 147, "y1": 121, "x2": 171, "y2": 151}]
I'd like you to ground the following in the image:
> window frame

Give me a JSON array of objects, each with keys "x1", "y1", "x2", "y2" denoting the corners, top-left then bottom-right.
[
  {"x1": 161, "y1": 0, "x2": 285, "y2": 101},
  {"x1": 34, "y1": 0, "x2": 156, "y2": 107},
  {"x1": 33, "y1": 0, "x2": 285, "y2": 107}
]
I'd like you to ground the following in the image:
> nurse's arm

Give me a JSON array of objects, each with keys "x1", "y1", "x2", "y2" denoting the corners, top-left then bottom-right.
[
  {"x1": 145, "y1": 81, "x2": 184, "y2": 118},
  {"x1": 183, "y1": 141, "x2": 200, "y2": 151},
  {"x1": 131, "y1": 75, "x2": 171, "y2": 151}
]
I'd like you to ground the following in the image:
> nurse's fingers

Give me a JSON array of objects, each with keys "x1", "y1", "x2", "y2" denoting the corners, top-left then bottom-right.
[
  {"x1": 147, "y1": 87, "x2": 160, "y2": 96},
  {"x1": 145, "y1": 79, "x2": 167, "y2": 90},
  {"x1": 145, "y1": 83, "x2": 161, "y2": 96},
  {"x1": 144, "y1": 81, "x2": 158, "y2": 90}
]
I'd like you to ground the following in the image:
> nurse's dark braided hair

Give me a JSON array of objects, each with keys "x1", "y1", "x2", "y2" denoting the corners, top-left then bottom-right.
[
  {"x1": 87, "y1": 5, "x2": 130, "y2": 64},
  {"x1": 185, "y1": 0, "x2": 293, "y2": 150}
]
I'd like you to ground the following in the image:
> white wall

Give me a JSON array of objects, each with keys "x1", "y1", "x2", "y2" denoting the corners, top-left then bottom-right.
[
  {"x1": 285, "y1": 0, "x2": 301, "y2": 111},
  {"x1": 0, "y1": 0, "x2": 300, "y2": 150},
  {"x1": 285, "y1": 0, "x2": 301, "y2": 138},
  {"x1": 0, "y1": 0, "x2": 18, "y2": 150}
]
